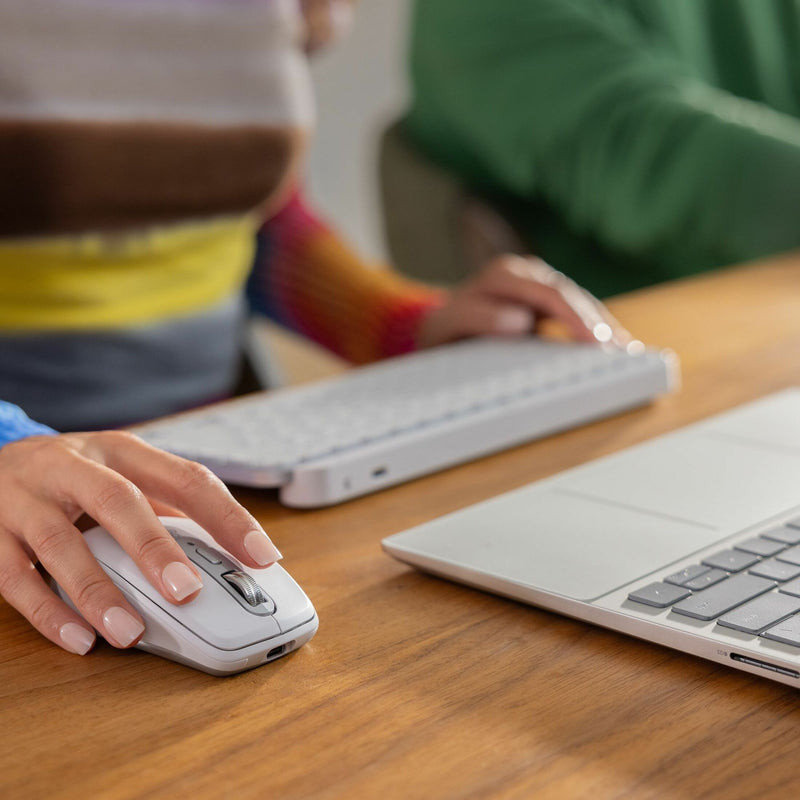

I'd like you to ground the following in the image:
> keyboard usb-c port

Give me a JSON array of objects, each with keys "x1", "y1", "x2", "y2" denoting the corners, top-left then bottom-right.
[
  {"x1": 730, "y1": 653, "x2": 799, "y2": 678},
  {"x1": 372, "y1": 466, "x2": 388, "y2": 479}
]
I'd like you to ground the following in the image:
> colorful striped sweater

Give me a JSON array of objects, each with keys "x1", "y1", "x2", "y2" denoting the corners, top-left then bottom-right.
[{"x1": 0, "y1": 0, "x2": 442, "y2": 433}]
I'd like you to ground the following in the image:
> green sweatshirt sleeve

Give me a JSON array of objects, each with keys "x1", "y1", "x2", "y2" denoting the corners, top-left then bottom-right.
[{"x1": 407, "y1": 0, "x2": 800, "y2": 277}]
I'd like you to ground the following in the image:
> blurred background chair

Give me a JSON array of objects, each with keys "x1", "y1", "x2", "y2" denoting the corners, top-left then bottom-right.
[{"x1": 379, "y1": 119, "x2": 525, "y2": 287}]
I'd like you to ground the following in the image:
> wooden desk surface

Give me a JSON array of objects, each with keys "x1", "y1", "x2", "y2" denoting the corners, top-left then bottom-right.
[{"x1": 3, "y1": 255, "x2": 800, "y2": 800}]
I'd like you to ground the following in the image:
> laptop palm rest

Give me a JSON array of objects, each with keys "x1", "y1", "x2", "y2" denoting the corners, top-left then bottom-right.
[{"x1": 383, "y1": 391, "x2": 800, "y2": 602}]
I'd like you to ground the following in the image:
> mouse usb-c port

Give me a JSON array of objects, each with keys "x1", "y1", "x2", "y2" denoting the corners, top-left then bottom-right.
[
  {"x1": 266, "y1": 645, "x2": 286, "y2": 661},
  {"x1": 730, "y1": 653, "x2": 799, "y2": 678}
]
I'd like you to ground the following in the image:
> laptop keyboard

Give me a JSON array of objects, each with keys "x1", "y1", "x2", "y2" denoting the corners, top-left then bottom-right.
[{"x1": 628, "y1": 516, "x2": 800, "y2": 645}]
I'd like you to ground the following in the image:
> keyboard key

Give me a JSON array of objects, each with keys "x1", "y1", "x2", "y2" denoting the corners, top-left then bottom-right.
[
  {"x1": 664, "y1": 565, "x2": 709, "y2": 587},
  {"x1": 628, "y1": 582, "x2": 691, "y2": 608},
  {"x1": 672, "y1": 574, "x2": 775, "y2": 621},
  {"x1": 779, "y1": 577, "x2": 800, "y2": 598},
  {"x1": 762, "y1": 615, "x2": 800, "y2": 647},
  {"x1": 684, "y1": 568, "x2": 728, "y2": 590},
  {"x1": 702, "y1": 549, "x2": 760, "y2": 572},
  {"x1": 717, "y1": 593, "x2": 800, "y2": 635},
  {"x1": 735, "y1": 537, "x2": 786, "y2": 557},
  {"x1": 776, "y1": 545, "x2": 800, "y2": 566},
  {"x1": 749, "y1": 559, "x2": 800, "y2": 582},
  {"x1": 762, "y1": 525, "x2": 800, "y2": 545},
  {"x1": 786, "y1": 516, "x2": 800, "y2": 531}
]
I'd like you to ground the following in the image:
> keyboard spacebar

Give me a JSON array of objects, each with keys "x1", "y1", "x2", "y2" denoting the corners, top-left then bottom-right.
[{"x1": 671, "y1": 574, "x2": 776, "y2": 621}]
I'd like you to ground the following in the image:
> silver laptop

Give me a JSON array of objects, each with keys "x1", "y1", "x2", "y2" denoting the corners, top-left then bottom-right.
[{"x1": 383, "y1": 389, "x2": 800, "y2": 686}]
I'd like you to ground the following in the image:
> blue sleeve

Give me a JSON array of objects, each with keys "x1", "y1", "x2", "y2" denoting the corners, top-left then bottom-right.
[{"x1": 0, "y1": 402, "x2": 57, "y2": 448}]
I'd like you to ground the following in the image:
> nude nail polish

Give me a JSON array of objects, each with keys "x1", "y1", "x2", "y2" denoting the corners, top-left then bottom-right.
[
  {"x1": 162, "y1": 561, "x2": 203, "y2": 601},
  {"x1": 102, "y1": 606, "x2": 144, "y2": 647},
  {"x1": 244, "y1": 530, "x2": 283, "y2": 566},
  {"x1": 59, "y1": 622, "x2": 95, "y2": 655}
]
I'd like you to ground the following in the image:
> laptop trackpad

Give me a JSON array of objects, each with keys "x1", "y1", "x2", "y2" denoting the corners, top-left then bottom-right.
[{"x1": 386, "y1": 486, "x2": 719, "y2": 602}]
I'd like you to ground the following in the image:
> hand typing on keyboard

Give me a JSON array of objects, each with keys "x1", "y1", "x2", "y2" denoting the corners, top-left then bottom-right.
[{"x1": 416, "y1": 255, "x2": 632, "y2": 350}]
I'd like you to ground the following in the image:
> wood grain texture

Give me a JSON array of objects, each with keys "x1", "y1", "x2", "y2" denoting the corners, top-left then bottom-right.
[{"x1": 3, "y1": 254, "x2": 800, "y2": 799}]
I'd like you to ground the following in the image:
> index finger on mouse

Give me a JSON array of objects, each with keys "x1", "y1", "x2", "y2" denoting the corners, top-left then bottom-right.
[
  {"x1": 97, "y1": 433, "x2": 282, "y2": 569},
  {"x1": 39, "y1": 438, "x2": 206, "y2": 607}
]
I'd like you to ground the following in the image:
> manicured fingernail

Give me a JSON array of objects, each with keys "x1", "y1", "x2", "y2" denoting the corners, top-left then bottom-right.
[
  {"x1": 592, "y1": 321, "x2": 614, "y2": 343},
  {"x1": 244, "y1": 531, "x2": 283, "y2": 566},
  {"x1": 626, "y1": 339, "x2": 645, "y2": 355},
  {"x1": 102, "y1": 606, "x2": 145, "y2": 647},
  {"x1": 496, "y1": 308, "x2": 533, "y2": 334},
  {"x1": 59, "y1": 622, "x2": 95, "y2": 655},
  {"x1": 162, "y1": 561, "x2": 203, "y2": 601}
]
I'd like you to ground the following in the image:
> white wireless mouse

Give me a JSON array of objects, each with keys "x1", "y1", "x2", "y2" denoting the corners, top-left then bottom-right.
[{"x1": 53, "y1": 516, "x2": 319, "y2": 675}]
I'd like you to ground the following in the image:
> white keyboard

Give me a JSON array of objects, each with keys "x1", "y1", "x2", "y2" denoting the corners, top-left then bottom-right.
[{"x1": 135, "y1": 337, "x2": 679, "y2": 507}]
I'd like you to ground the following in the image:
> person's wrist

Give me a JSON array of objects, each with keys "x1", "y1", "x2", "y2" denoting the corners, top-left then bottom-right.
[
  {"x1": 414, "y1": 298, "x2": 452, "y2": 350},
  {"x1": 0, "y1": 404, "x2": 57, "y2": 449}
]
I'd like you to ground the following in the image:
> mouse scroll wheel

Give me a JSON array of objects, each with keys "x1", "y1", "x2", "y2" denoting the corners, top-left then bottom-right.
[{"x1": 222, "y1": 571, "x2": 269, "y2": 606}]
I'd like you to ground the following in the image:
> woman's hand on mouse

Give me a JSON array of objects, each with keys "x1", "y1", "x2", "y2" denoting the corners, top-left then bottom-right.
[
  {"x1": 416, "y1": 254, "x2": 632, "y2": 350},
  {"x1": 0, "y1": 430, "x2": 281, "y2": 655}
]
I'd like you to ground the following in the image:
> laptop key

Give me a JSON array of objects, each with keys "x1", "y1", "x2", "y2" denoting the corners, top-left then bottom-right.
[
  {"x1": 702, "y1": 549, "x2": 760, "y2": 572},
  {"x1": 762, "y1": 615, "x2": 800, "y2": 647},
  {"x1": 749, "y1": 559, "x2": 800, "y2": 582},
  {"x1": 776, "y1": 545, "x2": 800, "y2": 566},
  {"x1": 778, "y1": 576, "x2": 800, "y2": 598},
  {"x1": 628, "y1": 582, "x2": 691, "y2": 608},
  {"x1": 684, "y1": 568, "x2": 728, "y2": 590},
  {"x1": 762, "y1": 525, "x2": 800, "y2": 545},
  {"x1": 672, "y1": 574, "x2": 775, "y2": 621},
  {"x1": 717, "y1": 592, "x2": 800, "y2": 635},
  {"x1": 664, "y1": 564, "x2": 710, "y2": 587},
  {"x1": 735, "y1": 537, "x2": 786, "y2": 557}
]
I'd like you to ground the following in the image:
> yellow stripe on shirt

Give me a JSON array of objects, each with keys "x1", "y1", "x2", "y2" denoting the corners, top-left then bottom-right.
[{"x1": 0, "y1": 215, "x2": 257, "y2": 330}]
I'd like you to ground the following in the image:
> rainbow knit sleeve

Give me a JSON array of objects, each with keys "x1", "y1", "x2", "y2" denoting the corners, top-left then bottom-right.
[{"x1": 246, "y1": 190, "x2": 446, "y2": 364}]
